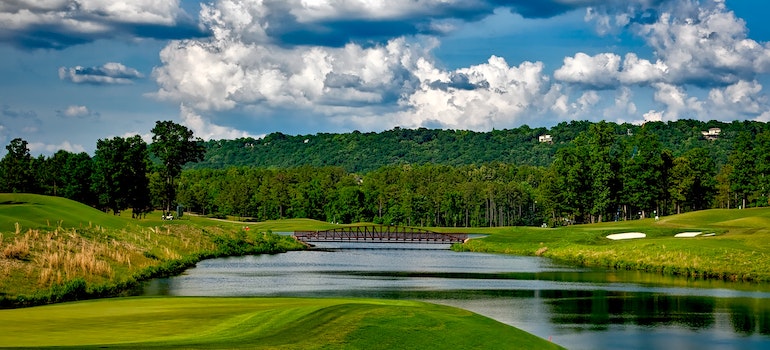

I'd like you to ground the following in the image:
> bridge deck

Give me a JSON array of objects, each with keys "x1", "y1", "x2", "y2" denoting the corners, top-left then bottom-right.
[{"x1": 294, "y1": 225, "x2": 467, "y2": 244}]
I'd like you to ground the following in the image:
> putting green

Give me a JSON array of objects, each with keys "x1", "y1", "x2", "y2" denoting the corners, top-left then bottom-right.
[{"x1": 0, "y1": 297, "x2": 563, "y2": 349}]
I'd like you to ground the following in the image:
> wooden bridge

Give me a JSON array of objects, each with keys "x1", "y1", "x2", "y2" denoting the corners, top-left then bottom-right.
[{"x1": 294, "y1": 225, "x2": 468, "y2": 244}]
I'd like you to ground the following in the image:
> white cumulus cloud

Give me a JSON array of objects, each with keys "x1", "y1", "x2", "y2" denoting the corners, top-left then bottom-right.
[
  {"x1": 180, "y1": 104, "x2": 261, "y2": 140},
  {"x1": 150, "y1": 0, "x2": 770, "y2": 136}
]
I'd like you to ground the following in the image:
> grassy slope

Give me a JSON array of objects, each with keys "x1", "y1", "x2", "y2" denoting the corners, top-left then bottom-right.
[
  {"x1": 0, "y1": 193, "x2": 305, "y2": 300},
  {"x1": 0, "y1": 193, "x2": 128, "y2": 231},
  {"x1": 452, "y1": 207, "x2": 770, "y2": 282},
  {"x1": 0, "y1": 297, "x2": 561, "y2": 349}
]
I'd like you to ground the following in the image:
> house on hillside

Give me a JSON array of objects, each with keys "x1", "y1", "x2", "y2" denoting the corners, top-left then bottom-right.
[
  {"x1": 701, "y1": 128, "x2": 721, "y2": 141},
  {"x1": 538, "y1": 134, "x2": 553, "y2": 144}
]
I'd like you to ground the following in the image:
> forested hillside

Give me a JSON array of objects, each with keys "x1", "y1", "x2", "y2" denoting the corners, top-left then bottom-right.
[
  {"x1": 191, "y1": 119, "x2": 749, "y2": 172},
  {"x1": 4, "y1": 119, "x2": 770, "y2": 228}
]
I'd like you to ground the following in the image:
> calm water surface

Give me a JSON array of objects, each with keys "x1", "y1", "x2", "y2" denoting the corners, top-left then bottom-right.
[{"x1": 140, "y1": 243, "x2": 770, "y2": 350}]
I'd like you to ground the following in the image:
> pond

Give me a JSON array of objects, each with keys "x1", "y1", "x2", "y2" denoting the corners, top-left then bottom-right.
[{"x1": 139, "y1": 243, "x2": 770, "y2": 350}]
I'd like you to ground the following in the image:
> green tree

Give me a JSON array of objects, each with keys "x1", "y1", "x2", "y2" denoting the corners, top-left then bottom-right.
[
  {"x1": 622, "y1": 126, "x2": 664, "y2": 219},
  {"x1": 92, "y1": 135, "x2": 150, "y2": 215},
  {"x1": 0, "y1": 138, "x2": 34, "y2": 193},
  {"x1": 727, "y1": 132, "x2": 756, "y2": 209},
  {"x1": 753, "y1": 131, "x2": 770, "y2": 206},
  {"x1": 587, "y1": 121, "x2": 620, "y2": 223},
  {"x1": 40, "y1": 150, "x2": 97, "y2": 205},
  {"x1": 551, "y1": 134, "x2": 590, "y2": 223},
  {"x1": 684, "y1": 148, "x2": 717, "y2": 211},
  {"x1": 150, "y1": 121, "x2": 205, "y2": 214},
  {"x1": 61, "y1": 152, "x2": 96, "y2": 205}
]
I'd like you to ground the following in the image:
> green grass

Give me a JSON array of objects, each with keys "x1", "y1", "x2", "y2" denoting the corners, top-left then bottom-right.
[
  {"x1": 0, "y1": 194, "x2": 305, "y2": 304},
  {"x1": 0, "y1": 193, "x2": 129, "y2": 231},
  {"x1": 451, "y1": 207, "x2": 770, "y2": 282},
  {"x1": 0, "y1": 297, "x2": 562, "y2": 349}
]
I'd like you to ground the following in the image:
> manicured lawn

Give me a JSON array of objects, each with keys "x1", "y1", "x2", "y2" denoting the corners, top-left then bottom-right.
[
  {"x1": 0, "y1": 297, "x2": 563, "y2": 349},
  {"x1": 450, "y1": 208, "x2": 770, "y2": 282}
]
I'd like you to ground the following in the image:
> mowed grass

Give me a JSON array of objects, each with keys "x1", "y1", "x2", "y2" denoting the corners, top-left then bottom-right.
[
  {"x1": 0, "y1": 297, "x2": 562, "y2": 349},
  {"x1": 0, "y1": 193, "x2": 129, "y2": 231},
  {"x1": 451, "y1": 208, "x2": 770, "y2": 282}
]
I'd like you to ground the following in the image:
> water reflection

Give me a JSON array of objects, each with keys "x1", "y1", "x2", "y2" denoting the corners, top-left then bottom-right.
[
  {"x1": 138, "y1": 243, "x2": 770, "y2": 349},
  {"x1": 543, "y1": 290, "x2": 717, "y2": 330}
]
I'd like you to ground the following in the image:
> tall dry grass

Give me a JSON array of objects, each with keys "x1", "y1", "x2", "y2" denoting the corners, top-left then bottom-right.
[
  {"x1": 1, "y1": 228, "x2": 32, "y2": 260},
  {"x1": 35, "y1": 229, "x2": 114, "y2": 286}
]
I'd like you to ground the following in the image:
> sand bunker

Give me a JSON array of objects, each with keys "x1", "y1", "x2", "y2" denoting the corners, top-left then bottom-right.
[
  {"x1": 674, "y1": 231, "x2": 703, "y2": 238},
  {"x1": 606, "y1": 232, "x2": 646, "y2": 240}
]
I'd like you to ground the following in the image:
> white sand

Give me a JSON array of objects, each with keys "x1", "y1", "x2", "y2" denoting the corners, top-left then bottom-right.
[
  {"x1": 674, "y1": 231, "x2": 703, "y2": 238},
  {"x1": 606, "y1": 232, "x2": 646, "y2": 240}
]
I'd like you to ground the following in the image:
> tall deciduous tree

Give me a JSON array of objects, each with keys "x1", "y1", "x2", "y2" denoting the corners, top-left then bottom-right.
[
  {"x1": 62, "y1": 152, "x2": 96, "y2": 206},
  {"x1": 622, "y1": 126, "x2": 664, "y2": 218},
  {"x1": 92, "y1": 135, "x2": 150, "y2": 215},
  {"x1": 587, "y1": 121, "x2": 620, "y2": 223},
  {"x1": 727, "y1": 132, "x2": 756, "y2": 209},
  {"x1": 0, "y1": 138, "x2": 34, "y2": 193},
  {"x1": 551, "y1": 134, "x2": 590, "y2": 223},
  {"x1": 150, "y1": 121, "x2": 205, "y2": 214}
]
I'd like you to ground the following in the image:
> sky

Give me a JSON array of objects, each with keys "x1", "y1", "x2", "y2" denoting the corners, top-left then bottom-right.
[{"x1": 2, "y1": 0, "x2": 770, "y2": 156}]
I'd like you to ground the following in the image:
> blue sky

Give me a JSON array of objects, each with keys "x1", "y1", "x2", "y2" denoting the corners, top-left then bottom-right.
[{"x1": 2, "y1": 0, "x2": 770, "y2": 156}]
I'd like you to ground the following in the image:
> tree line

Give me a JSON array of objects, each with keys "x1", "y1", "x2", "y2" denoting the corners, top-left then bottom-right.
[
  {"x1": 3, "y1": 120, "x2": 770, "y2": 227},
  {"x1": 0, "y1": 121, "x2": 204, "y2": 217}
]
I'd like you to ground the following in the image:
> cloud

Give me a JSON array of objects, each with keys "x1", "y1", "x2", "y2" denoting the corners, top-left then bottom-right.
[
  {"x1": 1, "y1": 104, "x2": 37, "y2": 119},
  {"x1": 394, "y1": 56, "x2": 560, "y2": 130},
  {"x1": 554, "y1": 51, "x2": 669, "y2": 88},
  {"x1": 150, "y1": 0, "x2": 770, "y2": 136},
  {"x1": 0, "y1": 0, "x2": 205, "y2": 49},
  {"x1": 634, "y1": 1, "x2": 770, "y2": 86},
  {"x1": 603, "y1": 87, "x2": 637, "y2": 119},
  {"x1": 1, "y1": 105, "x2": 41, "y2": 136},
  {"x1": 28, "y1": 140, "x2": 86, "y2": 155},
  {"x1": 57, "y1": 105, "x2": 99, "y2": 118},
  {"x1": 198, "y1": 0, "x2": 658, "y2": 47},
  {"x1": 180, "y1": 104, "x2": 261, "y2": 140},
  {"x1": 642, "y1": 110, "x2": 664, "y2": 123},
  {"x1": 554, "y1": 52, "x2": 622, "y2": 88},
  {"x1": 580, "y1": 0, "x2": 770, "y2": 88},
  {"x1": 152, "y1": 35, "x2": 431, "y2": 112},
  {"x1": 652, "y1": 82, "x2": 704, "y2": 120},
  {"x1": 709, "y1": 80, "x2": 766, "y2": 115},
  {"x1": 59, "y1": 62, "x2": 144, "y2": 85}
]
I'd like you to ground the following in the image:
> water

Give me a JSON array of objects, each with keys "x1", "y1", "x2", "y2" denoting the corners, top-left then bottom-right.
[{"x1": 140, "y1": 243, "x2": 770, "y2": 349}]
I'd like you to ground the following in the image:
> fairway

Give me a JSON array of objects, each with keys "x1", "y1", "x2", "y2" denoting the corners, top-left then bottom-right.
[{"x1": 0, "y1": 297, "x2": 562, "y2": 349}]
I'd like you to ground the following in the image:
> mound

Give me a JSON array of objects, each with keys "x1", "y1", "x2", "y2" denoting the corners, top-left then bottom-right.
[{"x1": 0, "y1": 193, "x2": 128, "y2": 232}]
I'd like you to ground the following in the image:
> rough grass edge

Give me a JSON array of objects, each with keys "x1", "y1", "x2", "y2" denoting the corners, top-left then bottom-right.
[{"x1": 0, "y1": 232, "x2": 304, "y2": 309}]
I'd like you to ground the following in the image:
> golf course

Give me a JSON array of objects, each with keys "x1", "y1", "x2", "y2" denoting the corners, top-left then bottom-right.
[
  {"x1": 2, "y1": 192, "x2": 770, "y2": 348},
  {"x1": 0, "y1": 297, "x2": 558, "y2": 349}
]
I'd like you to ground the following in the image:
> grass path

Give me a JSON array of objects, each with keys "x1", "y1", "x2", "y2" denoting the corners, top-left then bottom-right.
[{"x1": 0, "y1": 297, "x2": 562, "y2": 349}]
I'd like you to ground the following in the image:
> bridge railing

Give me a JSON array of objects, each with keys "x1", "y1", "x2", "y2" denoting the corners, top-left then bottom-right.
[{"x1": 294, "y1": 225, "x2": 467, "y2": 244}]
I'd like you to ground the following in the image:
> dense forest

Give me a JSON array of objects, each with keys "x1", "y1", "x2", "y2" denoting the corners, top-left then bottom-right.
[
  {"x1": 2, "y1": 119, "x2": 770, "y2": 227},
  {"x1": 192, "y1": 119, "x2": 743, "y2": 172}
]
